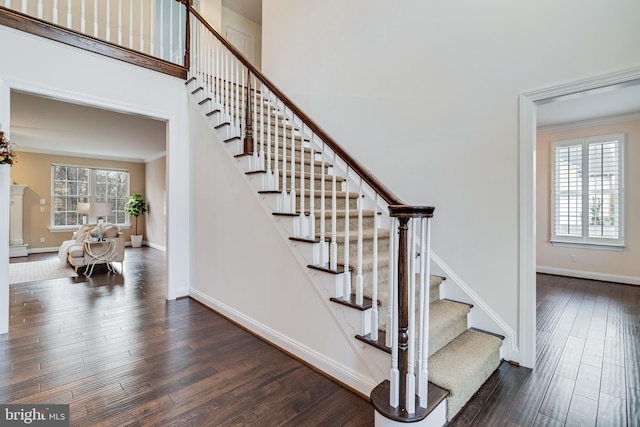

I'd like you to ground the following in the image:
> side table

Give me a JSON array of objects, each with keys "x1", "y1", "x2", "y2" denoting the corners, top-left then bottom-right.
[{"x1": 83, "y1": 238, "x2": 118, "y2": 277}]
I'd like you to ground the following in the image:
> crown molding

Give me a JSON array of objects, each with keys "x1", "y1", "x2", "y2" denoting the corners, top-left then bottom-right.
[{"x1": 538, "y1": 111, "x2": 640, "y2": 133}]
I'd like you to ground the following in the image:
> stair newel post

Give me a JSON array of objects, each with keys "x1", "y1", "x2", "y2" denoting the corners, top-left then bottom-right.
[
  {"x1": 184, "y1": 0, "x2": 191, "y2": 68},
  {"x1": 396, "y1": 216, "x2": 410, "y2": 413},
  {"x1": 243, "y1": 70, "x2": 254, "y2": 155}
]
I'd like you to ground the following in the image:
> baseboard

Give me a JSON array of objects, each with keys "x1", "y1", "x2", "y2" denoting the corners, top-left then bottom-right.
[
  {"x1": 189, "y1": 288, "x2": 377, "y2": 397},
  {"x1": 536, "y1": 266, "x2": 640, "y2": 286},
  {"x1": 28, "y1": 247, "x2": 59, "y2": 254},
  {"x1": 143, "y1": 240, "x2": 166, "y2": 252}
]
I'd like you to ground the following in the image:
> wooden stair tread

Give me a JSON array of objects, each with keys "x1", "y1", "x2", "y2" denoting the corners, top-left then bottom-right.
[
  {"x1": 370, "y1": 380, "x2": 449, "y2": 424},
  {"x1": 329, "y1": 294, "x2": 373, "y2": 311}
]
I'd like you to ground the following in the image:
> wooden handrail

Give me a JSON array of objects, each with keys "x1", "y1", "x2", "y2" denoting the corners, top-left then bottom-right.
[{"x1": 189, "y1": 7, "x2": 404, "y2": 208}]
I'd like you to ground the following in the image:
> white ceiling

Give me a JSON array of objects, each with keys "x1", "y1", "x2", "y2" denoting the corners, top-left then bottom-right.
[
  {"x1": 222, "y1": 0, "x2": 262, "y2": 24},
  {"x1": 537, "y1": 80, "x2": 640, "y2": 129},
  {"x1": 10, "y1": 91, "x2": 166, "y2": 163}
]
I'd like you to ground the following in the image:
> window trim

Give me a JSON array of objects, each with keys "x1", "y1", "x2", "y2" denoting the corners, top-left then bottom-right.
[
  {"x1": 50, "y1": 164, "x2": 131, "y2": 230},
  {"x1": 550, "y1": 133, "x2": 625, "y2": 248}
]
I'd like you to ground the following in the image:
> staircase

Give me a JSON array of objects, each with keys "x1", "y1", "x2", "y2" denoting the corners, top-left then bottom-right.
[{"x1": 185, "y1": 64, "x2": 503, "y2": 423}]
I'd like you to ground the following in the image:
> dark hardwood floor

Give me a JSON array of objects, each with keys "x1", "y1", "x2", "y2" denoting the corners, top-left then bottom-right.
[
  {"x1": 450, "y1": 273, "x2": 640, "y2": 427},
  {"x1": 5, "y1": 251, "x2": 639, "y2": 426},
  {"x1": 4, "y1": 249, "x2": 373, "y2": 426}
]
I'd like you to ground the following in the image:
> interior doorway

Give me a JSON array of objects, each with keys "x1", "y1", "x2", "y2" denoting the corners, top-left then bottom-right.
[{"x1": 519, "y1": 66, "x2": 640, "y2": 369}]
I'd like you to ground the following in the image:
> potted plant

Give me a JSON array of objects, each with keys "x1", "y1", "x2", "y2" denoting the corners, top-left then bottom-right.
[{"x1": 124, "y1": 193, "x2": 147, "y2": 248}]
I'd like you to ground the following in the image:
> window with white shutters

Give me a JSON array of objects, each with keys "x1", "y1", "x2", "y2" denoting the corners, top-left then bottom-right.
[{"x1": 551, "y1": 134, "x2": 624, "y2": 248}]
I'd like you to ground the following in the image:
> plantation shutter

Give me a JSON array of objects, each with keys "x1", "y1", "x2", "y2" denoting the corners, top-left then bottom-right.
[{"x1": 551, "y1": 134, "x2": 624, "y2": 247}]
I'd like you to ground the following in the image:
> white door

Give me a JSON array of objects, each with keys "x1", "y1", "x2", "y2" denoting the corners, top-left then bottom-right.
[{"x1": 226, "y1": 26, "x2": 254, "y2": 65}]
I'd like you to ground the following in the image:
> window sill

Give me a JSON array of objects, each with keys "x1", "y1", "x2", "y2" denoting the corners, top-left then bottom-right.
[{"x1": 550, "y1": 241, "x2": 624, "y2": 252}]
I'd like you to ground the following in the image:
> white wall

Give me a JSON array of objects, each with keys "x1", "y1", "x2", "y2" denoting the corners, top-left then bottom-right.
[
  {"x1": 0, "y1": 26, "x2": 191, "y2": 302},
  {"x1": 261, "y1": 0, "x2": 640, "y2": 363},
  {"x1": 188, "y1": 101, "x2": 379, "y2": 395}
]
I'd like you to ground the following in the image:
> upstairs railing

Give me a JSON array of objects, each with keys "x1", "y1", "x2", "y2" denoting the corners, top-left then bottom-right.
[
  {"x1": 0, "y1": 0, "x2": 188, "y2": 77},
  {"x1": 1, "y1": 2, "x2": 438, "y2": 421},
  {"x1": 187, "y1": 6, "x2": 437, "y2": 423}
]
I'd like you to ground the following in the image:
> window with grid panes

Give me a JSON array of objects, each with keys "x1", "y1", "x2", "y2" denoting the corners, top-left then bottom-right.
[
  {"x1": 51, "y1": 165, "x2": 130, "y2": 229},
  {"x1": 551, "y1": 134, "x2": 624, "y2": 247}
]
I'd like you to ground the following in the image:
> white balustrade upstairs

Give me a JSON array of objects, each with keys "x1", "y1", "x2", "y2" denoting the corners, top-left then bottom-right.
[{"x1": 2, "y1": 0, "x2": 186, "y2": 66}]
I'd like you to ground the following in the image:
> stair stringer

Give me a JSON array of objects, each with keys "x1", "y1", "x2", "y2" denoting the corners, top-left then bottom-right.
[
  {"x1": 186, "y1": 87, "x2": 393, "y2": 395},
  {"x1": 431, "y1": 252, "x2": 517, "y2": 363}
]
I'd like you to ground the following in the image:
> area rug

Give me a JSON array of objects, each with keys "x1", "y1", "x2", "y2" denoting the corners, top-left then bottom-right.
[{"x1": 9, "y1": 259, "x2": 78, "y2": 284}]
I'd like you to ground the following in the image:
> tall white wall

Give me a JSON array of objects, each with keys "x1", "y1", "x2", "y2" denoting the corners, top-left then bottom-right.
[
  {"x1": 0, "y1": 26, "x2": 191, "y2": 301},
  {"x1": 188, "y1": 101, "x2": 379, "y2": 395},
  {"x1": 261, "y1": 0, "x2": 640, "y2": 360}
]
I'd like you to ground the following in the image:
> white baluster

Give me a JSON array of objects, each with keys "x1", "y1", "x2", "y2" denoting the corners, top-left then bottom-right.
[
  {"x1": 309, "y1": 135, "x2": 316, "y2": 240},
  {"x1": 371, "y1": 193, "x2": 379, "y2": 341},
  {"x1": 148, "y1": 0, "x2": 153, "y2": 56},
  {"x1": 281, "y1": 110, "x2": 288, "y2": 211},
  {"x1": 93, "y1": 0, "x2": 98, "y2": 37},
  {"x1": 139, "y1": 0, "x2": 143, "y2": 52},
  {"x1": 406, "y1": 220, "x2": 416, "y2": 414},
  {"x1": 290, "y1": 118, "x2": 296, "y2": 216},
  {"x1": 330, "y1": 151, "x2": 338, "y2": 271},
  {"x1": 128, "y1": 0, "x2": 133, "y2": 48},
  {"x1": 355, "y1": 177, "x2": 364, "y2": 305},
  {"x1": 390, "y1": 216, "x2": 399, "y2": 407},
  {"x1": 259, "y1": 79, "x2": 265, "y2": 171},
  {"x1": 298, "y1": 123, "x2": 305, "y2": 236},
  {"x1": 343, "y1": 167, "x2": 350, "y2": 299},
  {"x1": 177, "y1": 1, "x2": 183, "y2": 63},
  {"x1": 320, "y1": 141, "x2": 326, "y2": 265},
  {"x1": 66, "y1": 0, "x2": 71, "y2": 29},
  {"x1": 37, "y1": 0, "x2": 43, "y2": 19},
  {"x1": 105, "y1": 0, "x2": 110, "y2": 41},
  {"x1": 81, "y1": 0, "x2": 86, "y2": 33},
  {"x1": 266, "y1": 88, "x2": 273, "y2": 187},
  {"x1": 168, "y1": 0, "x2": 173, "y2": 60},
  {"x1": 117, "y1": 0, "x2": 122, "y2": 46},
  {"x1": 157, "y1": 0, "x2": 162, "y2": 57},
  {"x1": 53, "y1": 0, "x2": 58, "y2": 24},
  {"x1": 387, "y1": 217, "x2": 396, "y2": 348},
  {"x1": 5, "y1": 1, "x2": 11, "y2": 9},
  {"x1": 418, "y1": 217, "x2": 431, "y2": 409},
  {"x1": 273, "y1": 99, "x2": 279, "y2": 192},
  {"x1": 21, "y1": 0, "x2": 26, "y2": 13}
]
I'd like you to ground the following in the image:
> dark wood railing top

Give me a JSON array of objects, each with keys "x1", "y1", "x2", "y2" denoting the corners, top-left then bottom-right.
[{"x1": 189, "y1": 7, "x2": 417, "y2": 209}]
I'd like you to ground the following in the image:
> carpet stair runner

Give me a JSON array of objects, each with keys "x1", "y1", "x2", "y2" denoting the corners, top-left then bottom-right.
[{"x1": 188, "y1": 80, "x2": 503, "y2": 423}]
